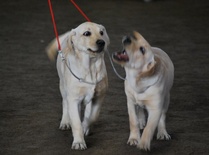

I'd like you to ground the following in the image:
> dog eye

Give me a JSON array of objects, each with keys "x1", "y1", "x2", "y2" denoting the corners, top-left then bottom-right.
[
  {"x1": 83, "y1": 31, "x2": 91, "y2": 36},
  {"x1": 139, "y1": 46, "x2": 145, "y2": 55},
  {"x1": 100, "y1": 31, "x2": 104, "y2": 36}
]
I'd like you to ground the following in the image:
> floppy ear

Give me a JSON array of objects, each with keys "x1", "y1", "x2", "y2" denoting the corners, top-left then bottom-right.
[
  {"x1": 104, "y1": 28, "x2": 110, "y2": 46},
  {"x1": 61, "y1": 29, "x2": 76, "y2": 55},
  {"x1": 140, "y1": 56, "x2": 157, "y2": 78},
  {"x1": 147, "y1": 56, "x2": 156, "y2": 70}
]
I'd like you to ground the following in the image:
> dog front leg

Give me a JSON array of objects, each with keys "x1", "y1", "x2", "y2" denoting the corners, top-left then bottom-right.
[
  {"x1": 157, "y1": 112, "x2": 171, "y2": 140},
  {"x1": 60, "y1": 98, "x2": 71, "y2": 130},
  {"x1": 138, "y1": 104, "x2": 162, "y2": 151},
  {"x1": 82, "y1": 96, "x2": 104, "y2": 136},
  {"x1": 127, "y1": 98, "x2": 140, "y2": 146},
  {"x1": 68, "y1": 97, "x2": 87, "y2": 150}
]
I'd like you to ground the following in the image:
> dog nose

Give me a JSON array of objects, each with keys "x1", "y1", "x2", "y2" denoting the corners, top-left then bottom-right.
[
  {"x1": 123, "y1": 36, "x2": 131, "y2": 45},
  {"x1": 96, "y1": 39, "x2": 105, "y2": 48}
]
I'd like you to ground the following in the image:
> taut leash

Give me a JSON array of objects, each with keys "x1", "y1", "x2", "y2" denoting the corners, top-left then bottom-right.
[
  {"x1": 70, "y1": 0, "x2": 91, "y2": 22},
  {"x1": 47, "y1": 0, "x2": 126, "y2": 82}
]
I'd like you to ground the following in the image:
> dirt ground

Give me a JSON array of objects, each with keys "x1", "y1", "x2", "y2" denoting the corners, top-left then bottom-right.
[{"x1": 1, "y1": 0, "x2": 209, "y2": 154}]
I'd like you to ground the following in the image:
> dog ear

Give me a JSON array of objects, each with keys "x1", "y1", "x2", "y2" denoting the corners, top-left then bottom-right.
[
  {"x1": 104, "y1": 27, "x2": 110, "y2": 46},
  {"x1": 62, "y1": 29, "x2": 76, "y2": 55},
  {"x1": 147, "y1": 57, "x2": 156, "y2": 70},
  {"x1": 140, "y1": 56, "x2": 157, "y2": 78},
  {"x1": 67, "y1": 29, "x2": 76, "y2": 52}
]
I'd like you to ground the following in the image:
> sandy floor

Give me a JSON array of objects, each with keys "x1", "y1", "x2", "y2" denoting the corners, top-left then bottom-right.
[{"x1": 0, "y1": 0, "x2": 209, "y2": 154}]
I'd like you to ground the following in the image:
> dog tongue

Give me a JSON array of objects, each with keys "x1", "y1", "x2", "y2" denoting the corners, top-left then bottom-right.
[{"x1": 117, "y1": 52, "x2": 129, "y2": 61}]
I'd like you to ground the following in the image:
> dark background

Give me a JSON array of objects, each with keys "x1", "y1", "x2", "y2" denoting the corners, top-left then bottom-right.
[{"x1": 0, "y1": 0, "x2": 209, "y2": 154}]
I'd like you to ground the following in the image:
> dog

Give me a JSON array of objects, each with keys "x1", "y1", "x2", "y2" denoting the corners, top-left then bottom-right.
[
  {"x1": 46, "y1": 22, "x2": 110, "y2": 150},
  {"x1": 112, "y1": 31, "x2": 174, "y2": 151}
]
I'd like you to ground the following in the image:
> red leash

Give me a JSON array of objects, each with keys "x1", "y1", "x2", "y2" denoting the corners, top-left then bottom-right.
[
  {"x1": 47, "y1": 0, "x2": 126, "y2": 81},
  {"x1": 47, "y1": 0, "x2": 91, "y2": 51},
  {"x1": 70, "y1": 0, "x2": 91, "y2": 22},
  {"x1": 48, "y1": 0, "x2": 61, "y2": 50}
]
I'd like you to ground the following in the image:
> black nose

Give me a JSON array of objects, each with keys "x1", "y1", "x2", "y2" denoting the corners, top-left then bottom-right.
[
  {"x1": 96, "y1": 39, "x2": 105, "y2": 48},
  {"x1": 122, "y1": 36, "x2": 131, "y2": 45}
]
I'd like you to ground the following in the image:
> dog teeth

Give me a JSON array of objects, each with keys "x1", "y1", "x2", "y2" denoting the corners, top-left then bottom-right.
[{"x1": 122, "y1": 50, "x2": 126, "y2": 55}]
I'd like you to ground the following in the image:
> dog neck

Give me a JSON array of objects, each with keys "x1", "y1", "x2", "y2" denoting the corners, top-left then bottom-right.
[{"x1": 66, "y1": 49, "x2": 106, "y2": 84}]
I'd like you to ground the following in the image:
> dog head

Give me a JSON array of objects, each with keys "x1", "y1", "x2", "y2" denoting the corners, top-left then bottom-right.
[
  {"x1": 113, "y1": 31, "x2": 156, "y2": 73},
  {"x1": 66, "y1": 22, "x2": 110, "y2": 56}
]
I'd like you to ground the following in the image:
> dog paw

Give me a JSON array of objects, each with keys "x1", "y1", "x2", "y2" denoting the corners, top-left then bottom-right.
[
  {"x1": 157, "y1": 131, "x2": 171, "y2": 140},
  {"x1": 71, "y1": 142, "x2": 87, "y2": 150},
  {"x1": 83, "y1": 127, "x2": 90, "y2": 136},
  {"x1": 138, "y1": 139, "x2": 150, "y2": 151},
  {"x1": 127, "y1": 138, "x2": 139, "y2": 146},
  {"x1": 59, "y1": 123, "x2": 71, "y2": 130},
  {"x1": 82, "y1": 122, "x2": 90, "y2": 136}
]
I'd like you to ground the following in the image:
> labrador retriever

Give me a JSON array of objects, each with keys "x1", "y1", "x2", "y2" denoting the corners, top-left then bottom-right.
[
  {"x1": 112, "y1": 31, "x2": 174, "y2": 151},
  {"x1": 46, "y1": 22, "x2": 110, "y2": 150}
]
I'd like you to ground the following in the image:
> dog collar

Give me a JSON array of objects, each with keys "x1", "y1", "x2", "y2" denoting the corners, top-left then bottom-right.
[{"x1": 58, "y1": 50, "x2": 98, "y2": 85}]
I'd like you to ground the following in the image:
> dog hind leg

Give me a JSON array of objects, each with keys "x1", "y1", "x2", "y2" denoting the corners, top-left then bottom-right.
[
  {"x1": 82, "y1": 101, "x2": 92, "y2": 136},
  {"x1": 157, "y1": 93, "x2": 171, "y2": 140},
  {"x1": 136, "y1": 105, "x2": 146, "y2": 130},
  {"x1": 82, "y1": 97, "x2": 104, "y2": 136}
]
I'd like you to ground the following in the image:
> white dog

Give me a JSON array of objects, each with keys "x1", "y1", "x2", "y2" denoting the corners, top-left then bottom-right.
[
  {"x1": 46, "y1": 22, "x2": 110, "y2": 150},
  {"x1": 113, "y1": 31, "x2": 174, "y2": 151}
]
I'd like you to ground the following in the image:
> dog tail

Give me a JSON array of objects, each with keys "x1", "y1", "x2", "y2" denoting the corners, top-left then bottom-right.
[{"x1": 46, "y1": 39, "x2": 58, "y2": 61}]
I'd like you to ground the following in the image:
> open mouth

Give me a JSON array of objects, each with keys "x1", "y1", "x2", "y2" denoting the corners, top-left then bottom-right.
[{"x1": 112, "y1": 49, "x2": 129, "y2": 62}]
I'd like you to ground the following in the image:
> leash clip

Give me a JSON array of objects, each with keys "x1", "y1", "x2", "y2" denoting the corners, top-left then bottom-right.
[{"x1": 58, "y1": 50, "x2": 65, "y2": 61}]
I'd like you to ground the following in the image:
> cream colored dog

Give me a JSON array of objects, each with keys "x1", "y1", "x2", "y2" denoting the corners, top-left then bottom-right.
[
  {"x1": 46, "y1": 22, "x2": 110, "y2": 150},
  {"x1": 113, "y1": 31, "x2": 174, "y2": 151}
]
